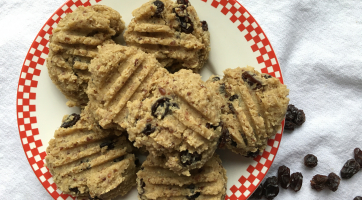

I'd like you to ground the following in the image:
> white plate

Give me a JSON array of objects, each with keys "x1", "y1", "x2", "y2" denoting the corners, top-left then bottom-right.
[{"x1": 16, "y1": 0, "x2": 284, "y2": 199}]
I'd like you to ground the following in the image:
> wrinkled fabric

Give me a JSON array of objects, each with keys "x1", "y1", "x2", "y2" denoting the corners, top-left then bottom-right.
[{"x1": 0, "y1": 0, "x2": 361, "y2": 199}]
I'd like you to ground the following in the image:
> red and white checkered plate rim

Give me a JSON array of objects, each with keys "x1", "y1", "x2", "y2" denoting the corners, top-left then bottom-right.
[{"x1": 16, "y1": 0, "x2": 284, "y2": 199}]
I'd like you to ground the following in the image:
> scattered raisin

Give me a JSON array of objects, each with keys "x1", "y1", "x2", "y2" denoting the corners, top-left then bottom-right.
[
  {"x1": 278, "y1": 165, "x2": 290, "y2": 189},
  {"x1": 142, "y1": 124, "x2": 156, "y2": 136},
  {"x1": 180, "y1": 150, "x2": 202, "y2": 166},
  {"x1": 153, "y1": 0, "x2": 164, "y2": 16},
  {"x1": 250, "y1": 183, "x2": 263, "y2": 199},
  {"x1": 326, "y1": 172, "x2": 341, "y2": 192},
  {"x1": 290, "y1": 172, "x2": 303, "y2": 192},
  {"x1": 151, "y1": 97, "x2": 171, "y2": 119},
  {"x1": 340, "y1": 159, "x2": 360, "y2": 179},
  {"x1": 242, "y1": 71, "x2": 262, "y2": 90},
  {"x1": 304, "y1": 154, "x2": 318, "y2": 168},
  {"x1": 186, "y1": 192, "x2": 200, "y2": 200},
  {"x1": 61, "y1": 113, "x2": 80, "y2": 128},
  {"x1": 69, "y1": 187, "x2": 80, "y2": 194},
  {"x1": 284, "y1": 120, "x2": 296, "y2": 131},
  {"x1": 229, "y1": 94, "x2": 238, "y2": 101},
  {"x1": 263, "y1": 176, "x2": 279, "y2": 200},
  {"x1": 201, "y1": 20, "x2": 208, "y2": 31},
  {"x1": 246, "y1": 150, "x2": 260, "y2": 158},
  {"x1": 285, "y1": 104, "x2": 306, "y2": 130},
  {"x1": 99, "y1": 140, "x2": 115, "y2": 150},
  {"x1": 294, "y1": 110, "x2": 306, "y2": 126},
  {"x1": 310, "y1": 174, "x2": 328, "y2": 191},
  {"x1": 354, "y1": 197, "x2": 362, "y2": 200},
  {"x1": 179, "y1": 16, "x2": 194, "y2": 34},
  {"x1": 354, "y1": 148, "x2": 362, "y2": 167}
]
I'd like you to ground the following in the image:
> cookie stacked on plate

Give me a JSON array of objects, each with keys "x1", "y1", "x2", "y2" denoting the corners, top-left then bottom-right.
[{"x1": 45, "y1": 1, "x2": 289, "y2": 200}]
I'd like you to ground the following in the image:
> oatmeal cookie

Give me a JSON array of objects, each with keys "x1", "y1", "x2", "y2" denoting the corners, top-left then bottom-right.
[
  {"x1": 124, "y1": 69, "x2": 222, "y2": 176},
  {"x1": 87, "y1": 44, "x2": 166, "y2": 130},
  {"x1": 137, "y1": 154, "x2": 227, "y2": 200},
  {"x1": 47, "y1": 5, "x2": 125, "y2": 107},
  {"x1": 207, "y1": 67, "x2": 289, "y2": 157},
  {"x1": 45, "y1": 107, "x2": 136, "y2": 199},
  {"x1": 124, "y1": 0, "x2": 210, "y2": 72}
]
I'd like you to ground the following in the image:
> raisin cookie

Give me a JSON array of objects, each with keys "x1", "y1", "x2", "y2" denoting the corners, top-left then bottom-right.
[
  {"x1": 137, "y1": 154, "x2": 227, "y2": 200},
  {"x1": 87, "y1": 44, "x2": 167, "y2": 130},
  {"x1": 207, "y1": 67, "x2": 289, "y2": 157},
  {"x1": 45, "y1": 107, "x2": 136, "y2": 199},
  {"x1": 124, "y1": 0, "x2": 210, "y2": 72},
  {"x1": 125, "y1": 69, "x2": 222, "y2": 176},
  {"x1": 47, "y1": 5, "x2": 125, "y2": 107}
]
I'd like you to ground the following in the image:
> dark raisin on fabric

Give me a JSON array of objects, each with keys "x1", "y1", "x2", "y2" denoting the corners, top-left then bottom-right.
[
  {"x1": 99, "y1": 140, "x2": 115, "y2": 150},
  {"x1": 263, "y1": 176, "x2": 279, "y2": 200},
  {"x1": 142, "y1": 124, "x2": 156, "y2": 136},
  {"x1": 285, "y1": 104, "x2": 306, "y2": 130},
  {"x1": 340, "y1": 159, "x2": 360, "y2": 179},
  {"x1": 310, "y1": 174, "x2": 328, "y2": 191},
  {"x1": 354, "y1": 196, "x2": 362, "y2": 200},
  {"x1": 284, "y1": 120, "x2": 296, "y2": 130},
  {"x1": 69, "y1": 187, "x2": 80, "y2": 194},
  {"x1": 326, "y1": 172, "x2": 341, "y2": 192},
  {"x1": 294, "y1": 110, "x2": 306, "y2": 126},
  {"x1": 201, "y1": 20, "x2": 208, "y2": 31},
  {"x1": 61, "y1": 113, "x2": 80, "y2": 128},
  {"x1": 290, "y1": 172, "x2": 303, "y2": 192},
  {"x1": 246, "y1": 150, "x2": 260, "y2": 158},
  {"x1": 249, "y1": 183, "x2": 263, "y2": 199},
  {"x1": 229, "y1": 94, "x2": 238, "y2": 101},
  {"x1": 354, "y1": 148, "x2": 362, "y2": 167},
  {"x1": 278, "y1": 165, "x2": 290, "y2": 189},
  {"x1": 151, "y1": 97, "x2": 171, "y2": 119},
  {"x1": 304, "y1": 154, "x2": 318, "y2": 168},
  {"x1": 186, "y1": 192, "x2": 200, "y2": 200},
  {"x1": 180, "y1": 150, "x2": 202, "y2": 166},
  {"x1": 153, "y1": 0, "x2": 164, "y2": 16}
]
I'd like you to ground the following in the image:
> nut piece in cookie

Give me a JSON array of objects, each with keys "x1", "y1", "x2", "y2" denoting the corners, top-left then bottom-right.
[
  {"x1": 124, "y1": 0, "x2": 210, "y2": 72},
  {"x1": 124, "y1": 69, "x2": 222, "y2": 176},
  {"x1": 206, "y1": 66, "x2": 289, "y2": 157},
  {"x1": 47, "y1": 5, "x2": 125, "y2": 107},
  {"x1": 45, "y1": 107, "x2": 136, "y2": 199},
  {"x1": 87, "y1": 44, "x2": 166, "y2": 130},
  {"x1": 137, "y1": 154, "x2": 227, "y2": 200}
]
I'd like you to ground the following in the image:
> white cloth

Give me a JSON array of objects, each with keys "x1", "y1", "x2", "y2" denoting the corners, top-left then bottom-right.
[{"x1": 1, "y1": 0, "x2": 361, "y2": 199}]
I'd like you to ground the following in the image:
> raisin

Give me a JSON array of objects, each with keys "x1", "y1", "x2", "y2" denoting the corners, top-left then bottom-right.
[
  {"x1": 61, "y1": 113, "x2": 80, "y2": 128},
  {"x1": 142, "y1": 124, "x2": 156, "y2": 136},
  {"x1": 230, "y1": 139, "x2": 237, "y2": 147},
  {"x1": 186, "y1": 192, "x2": 200, "y2": 200},
  {"x1": 285, "y1": 104, "x2": 298, "y2": 122},
  {"x1": 304, "y1": 154, "x2": 318, "y2": 168},
  {"x1": 284, "y1": 120, "x2": 296, "y2": 130},
  {"x1": 246, "y1": 150, "x2": 260, "y2": 158},
  {"x1": 354, "y1": 148, "x2": 362, "y2": 167},
  {"x1": 212, "y1": 76, "x2": 220, "y2": 82},
  {"x1": 290, "y1": 172, "x2": 303, "y2": 192},
  {"x1": 354, "y1": 197, "x2": 362, "y2": 200},
  {"x1": 151, "y1": 97, "x2": 171, "y2": 119},
  {"x1": 278, "y1": 165, "x2": 290, "y2": 189},
  {"x1": 229, "y1": 94, "x2": 238, "y2": 101},
  {"x1": 206, "y1": 123, "x2": 219, "y2": 130},
  {"x1": 242, "y1": 71, "x2": 262, "y2": 90},
  {"x1": 228, "y1": 103, "x2": 237, "y2": 114},
  {"x1": 113, "y1": 156, "x2": 125, "y2": 163},
  {"x1": 219, "y1": 83, "x2": 226, "y2": 94},
  {"x1": 153, "y1": 0, "x2": 164, "y2": 16},
  {"x1": 179, "y1": 16, "x2": 194, "y2": 34},
  {"x1": 263, "y1": 74, "x2": 272, "y2": 79},
  {"x1": 177, "y1": 0, "x2": 189, "y2": 5},
  {"x1": 250, "y1": 183, "x2": 263, "y2": 199},
  {"x1": 340, "y1": 159, "x2": 360, "y2": 179},
  {"x1": 326, "y1": 172, "x2": 341, "y2": 192},
  {"x1": 310, "y1": 174, "x2": 328, "y2": 191},
  {"x1": 180, "y1": 150, "x2": 202, "y2": 166},
  {"x1": 218, "y1": 122, "x2": 230, "y2": 148},
  {"x1": 294, "y1": 110, "x2": 306, "y2": 126},
  {"x1": 69, "y1": 187, "x2": 80, "y2": 194},
  {"x1": 139, "y1": 179, "x2": 146, "y2": 194},
  {"x1": 201, "y1": 20, "x2": 208, "y2": 31},
  {"x1": 99, "y1": 140, "x2": 115, "y2": 150},
  {"x1": 263, "y1": 176, "x2": 279, "y2": 200}
]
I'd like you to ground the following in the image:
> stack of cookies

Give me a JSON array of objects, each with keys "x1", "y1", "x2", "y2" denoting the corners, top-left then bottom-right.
[{"x1": 45, "y1": 1, "x2": 289, "y2": 199}]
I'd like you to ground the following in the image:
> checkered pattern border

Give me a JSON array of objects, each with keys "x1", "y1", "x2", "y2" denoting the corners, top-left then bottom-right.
[{"x1": 16, "y1": 0, "x2": 284, "y2": 199}]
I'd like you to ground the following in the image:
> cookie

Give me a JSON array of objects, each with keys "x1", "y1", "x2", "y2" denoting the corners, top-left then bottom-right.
[
  {"x1": 137, "y1": 154, "x2": 227, "y2": 200},
  {"x1": 47, "y1": 5, "x2": 125, "y2": 107},
  {"x1": 124, "y1": 0, "x2": 210, "y2": 72},
  {"x1": 45, "y1": 107, "x2": 137, "y2": 199},
  {"x1": 87, "y1": 44, "x2": 166, "y2": 130},
  {"x1": 207, "y1": 67, "x2": 289, "y2": 156},
  {"x1": 124, "y1": 69, "x2": 222, "y2": 176}
]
